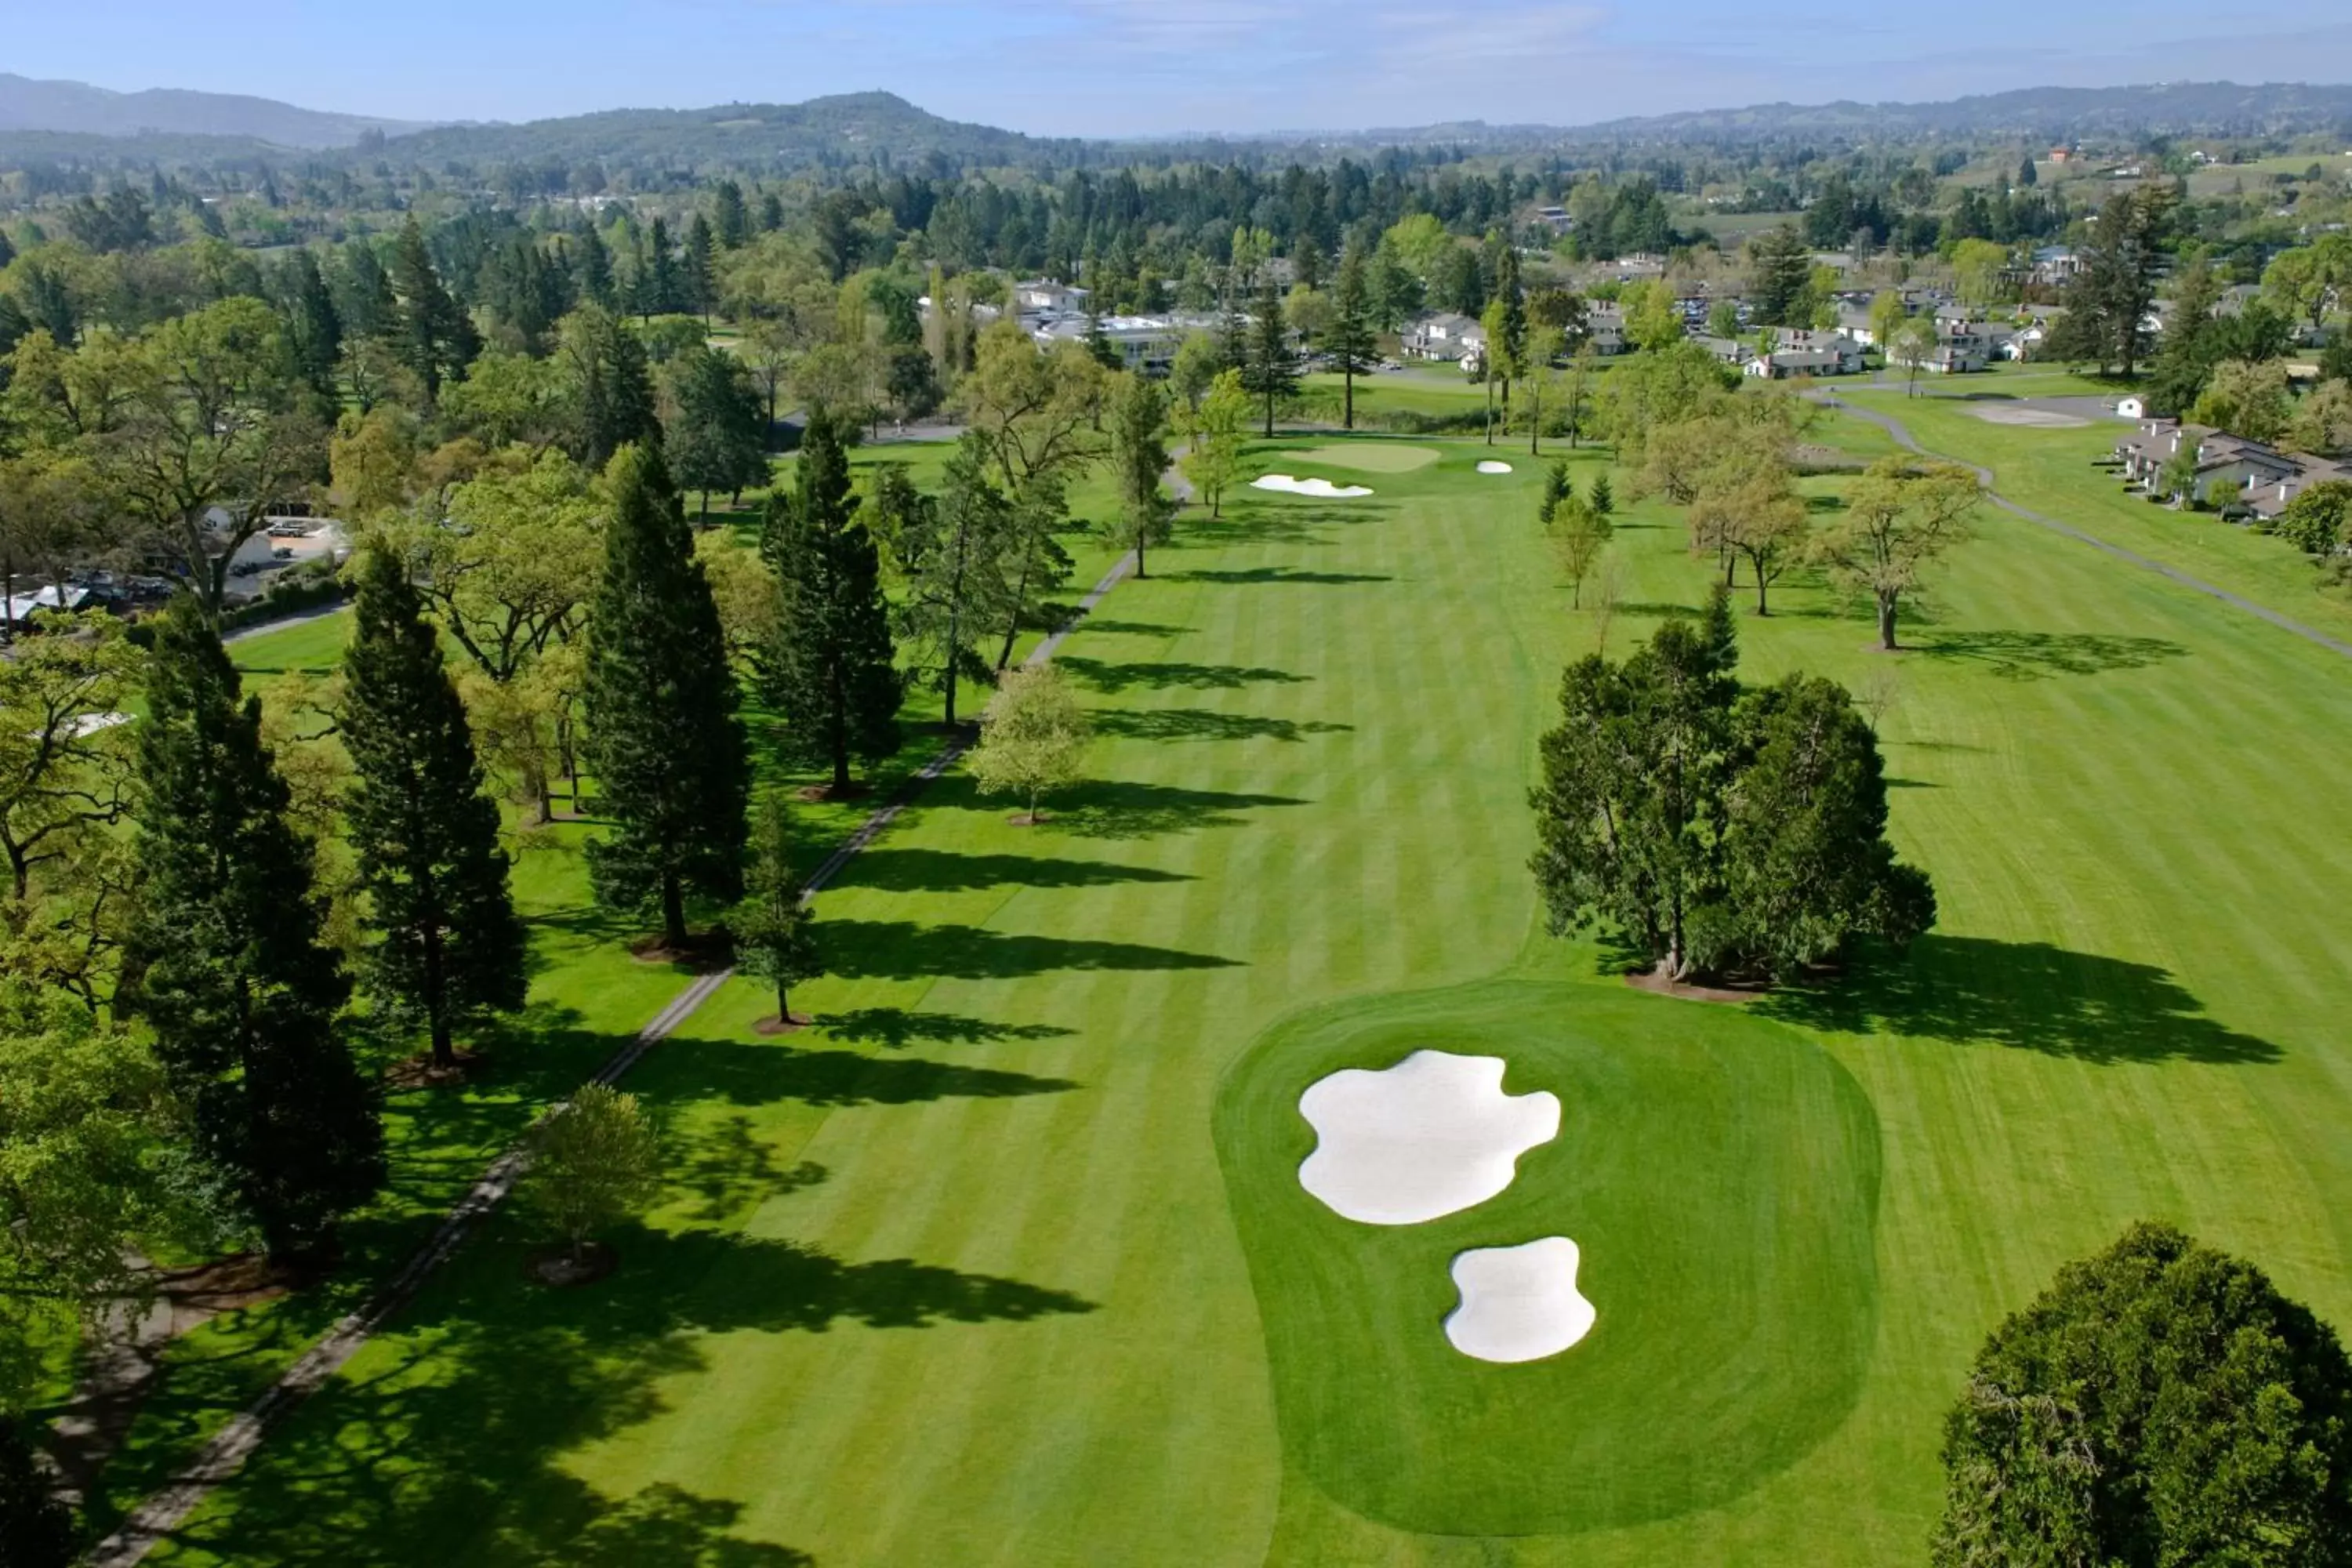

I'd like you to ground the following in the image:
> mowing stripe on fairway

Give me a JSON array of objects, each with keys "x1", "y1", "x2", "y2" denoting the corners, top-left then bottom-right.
[
  {"x1": 87, "y1": 549, "x2": 1141, "y2": 1568},
  {"x1": 1813, "y1": 392, "x2": 2352, "y2": 662}
]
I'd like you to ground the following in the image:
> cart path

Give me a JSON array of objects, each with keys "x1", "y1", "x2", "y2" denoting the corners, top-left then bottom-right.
[
  {"x1": 86, "y1": 546, "x2": 1142, "y2": 1567},
  {"x1": 1813, "y1": 391, "x2": 2352, "y2": 663}
]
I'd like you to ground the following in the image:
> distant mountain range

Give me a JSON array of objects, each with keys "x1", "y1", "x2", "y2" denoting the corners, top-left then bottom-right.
[
  {"x1": 371, "y1": 90, "x2": 1081, "y2": 168},
  {"x1": 0, "y1": 77, "x2": 2348, "y2": 167},
  {"x1": 1335, "y1": 82, "x2": 2352, "y2": 149},
  {"x1": 0, "y1": 73, "x2": 430, "y2": 149}
]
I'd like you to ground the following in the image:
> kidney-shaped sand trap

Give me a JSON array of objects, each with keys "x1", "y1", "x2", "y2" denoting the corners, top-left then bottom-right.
[
  {"x1": 1444, "y1": 1237, "x2": 1596, "y2": 1363},
  {"x1": 1253, "y1": 474, "x2": 1375, "y2": 499},
  {"x1": 1297, "y1": 1050, "x2": 1560, "y2": 1225},
  {"x1": 1475, "y1": 459, "x2": 1514, "y2": 474}
]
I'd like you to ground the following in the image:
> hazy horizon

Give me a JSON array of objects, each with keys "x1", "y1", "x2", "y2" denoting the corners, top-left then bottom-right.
[{"x1": 15, "y1": 0, "x2": 2352, "y2": 139}]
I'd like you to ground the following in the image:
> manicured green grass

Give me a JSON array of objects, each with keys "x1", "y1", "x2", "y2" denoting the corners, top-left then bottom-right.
[
  {"x1": 1839, "y1": 387, "x2": 2352, "y2": 641},
  {"x1": 1283, "y1": 441, "x2": 1443, "y2": 473},
  {"x1": 1218, "y1": 978, "x2": 1878, "y2": 1536},
  {"x1": 112, "y1": 425, "x2": 2352, "y2": 1567}
]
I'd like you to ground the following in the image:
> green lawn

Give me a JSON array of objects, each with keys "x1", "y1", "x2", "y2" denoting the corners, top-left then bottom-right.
[
  {"x1": 1838, "y1": 386, "x2": 2352, "y2": 643},
  {"x1": 104, "y1": 425, "x2": 2352, "y2": 1566}
]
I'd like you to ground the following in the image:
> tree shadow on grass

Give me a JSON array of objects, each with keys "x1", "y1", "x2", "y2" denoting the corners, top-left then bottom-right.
[
  {"x1": 670, "y1": 1113, "x2": 825, "y2": 1225},
  {"x1": 819, "y1": 917, "x2": 1240, "y2": 982},
  {"x1": 149, "y1": 1225, "x2": 1091, "y2": 1566},
  {"x1": 843, "y1": 846, "x2": 1192, "y2": 894},
  {"x1": 655, "y1": 1039, "x2": 1081, "y2": 1109},
  {"x1": 818, "y1": 1007, "x2": 1076, "y2": 1050},
  {"x1": 1046, "y1": 780, "x2": 1308, "y2": 840},
  {"x1": 1062, "y1": 619, "x2": 1191, "y2": 638},
  {"x1": 1759, "y1": 935, "x2": 2281, "y2": 1065},
  {"x1": 1094, "y1": 710, "x2": 1354, "y2": 744},
  {"x1": 1171, "y1": 567, "x2": 1392, "y2": 586},
  {"x1": 1914, "y1": 630, "x2": 2188, "y2": 680},
  {"x1": 1057, "y1": 655, "x2": 1311, "y2": 693}
]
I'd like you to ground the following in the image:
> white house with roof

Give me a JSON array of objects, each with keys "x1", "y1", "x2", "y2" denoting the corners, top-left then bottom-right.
[{"x1": 1402, "y1": 312, "x2": 1486, "y2": 364}]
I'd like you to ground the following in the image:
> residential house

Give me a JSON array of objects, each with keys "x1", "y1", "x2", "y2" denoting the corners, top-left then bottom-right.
[
  {"x1": 1775, "y1": 329, "x2": 1868, "y2": 372},
  {"x1": 1013, "y1": 279, "x2": 1091, "y2": 314},
  {"x1": 2242, "y1": 458, "x2": 2352, "y2": 524},
  {"x1": 1533, "y1": 205, "x2": 1573, "y2": 235},
  {"x1": 1692, "y1": 335, "x2": 1748, "y2": 367},
  {"x1": 2027, "y1": 246, "x2": 2083, "y2": 287},
  {"x1": 1744, "y1": 349, "x2": 1851, "y2": 379},
  {"x1": 1029, "y1": 313, "x2": 1215, "y2": 377},
  {"x1": 1582, "y1": 304, "x2": 1628, "y2": 356},
  {"x1": 1403, "y1": 312, "x2": 1486, "y2": 364},
  {"x1": 2113, "y1": 420, "x2": 2304, "y2": 503}
]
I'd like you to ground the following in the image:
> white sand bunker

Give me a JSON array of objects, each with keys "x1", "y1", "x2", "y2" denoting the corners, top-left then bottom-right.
[
  {"x1": 1297, "y1": 1051, "x2": 1560, "y2": 1225},
  {"x1": 1475, "y1": 460, "x2": 1514, "y2": 474},
  {"x1": 1252, "y1": 474, "x2": 1374, "y2": 498},
  {"x1": 1969, "y1": 405, "x2": 2090, "y2": 429},
  {"x1": 1444, "y1": 1237, "x2": 1596, "y2": 1363}
]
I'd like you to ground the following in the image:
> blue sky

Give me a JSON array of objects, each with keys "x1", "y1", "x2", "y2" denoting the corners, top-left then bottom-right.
[{"x1": 15, "y1": 0, "x2": 2352, "y2": 136}]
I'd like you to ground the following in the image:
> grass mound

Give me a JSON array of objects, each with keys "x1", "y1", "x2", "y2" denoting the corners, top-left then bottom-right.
[{"x1": 1215, "y1": 977, "x2": 1880, "y2": 1535}]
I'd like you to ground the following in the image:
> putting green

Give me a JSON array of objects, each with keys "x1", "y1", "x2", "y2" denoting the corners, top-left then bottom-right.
[
  {"x1": 1215, "y1": 977, "x2": 1880, "y2": 1535},
  {"x1": 1287, "y1": 442, "x2": 1441, "y2": 473}
]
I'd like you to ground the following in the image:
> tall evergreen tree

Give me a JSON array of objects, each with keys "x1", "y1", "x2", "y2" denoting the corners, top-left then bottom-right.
[
  {"x1": 733, "y1": 795, "x2": 822, "y2": 1025},
  {"x1": 645, "y1": 217, "x2": 684, "y2": 316},
  {"x1": 391, "y1": 216, "x2": 480, "y2": 398},
  {"x1": 684, "y1": 212, "x2": 718, "y2": 320},
  {"x1": 712, "y1": 180, "x2": 751, "y2": 251},
  {"x1": 571, "y1": 223, "x2": 615, "y2": 310},
  {"x1": 583, "y1": 445, "x2": 750, "y2": 948},
  {"x1": 129, "y1": 599, "x2": 382, "y2": 1258},
  {"x1": 1326, "y1": 242, "x2": 1380, "y2": 430},
  {"x1": 285, "y1": 248, "x2": 343, "y2": 396},
  {"x1": 1242, "y1": 276, "x2": 1298, "y2": 437},
  {"x1": 1749, "y1": 225, "x2": 1816, "y2": 328},
  {"x1": 561, "y1": 304, "x2": 659, "y2": 470},
  {"x1": 1108, "y1": 372, "x2": 1175, "y2": 578},
  {"x1": 660, "y1": 345, "x2": 768, "y2": 521},
  {"x1": 337, "y1": 239, "x2": 399, "y2": 343},
  {"x1": 894, "y1": 439, "x2": 1013, "y2": 727},
  {"x1": 759, "y1": 408, "x2": 906, "y2": 793},
  {"x1": 341, "y1": 549, "x2": 528, "y2": 1071}
]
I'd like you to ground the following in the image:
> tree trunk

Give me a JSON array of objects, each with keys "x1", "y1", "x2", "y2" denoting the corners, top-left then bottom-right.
[
  {"x1": 1484, "y1": 376, "x2": 1494, "y2": 444},
  {"x1": 777, "y1": 977, "x2": 789, "y2": 1022},
  {"x1": 1877, "y1": 593, "x2": 1899, "y2": 651},
  {"x1": 1754, "y1": 566, "x2": 1770, "y2": 616},
  {"x1": 1134, "y1": 534, "x2": 1146, "y2": 579},
  {"x1": 662, "y1": 872, "x2": 688, "y2": 950},
  {"x1": 1343, "y1": 366, "x2": 1355, "y2": 430}
]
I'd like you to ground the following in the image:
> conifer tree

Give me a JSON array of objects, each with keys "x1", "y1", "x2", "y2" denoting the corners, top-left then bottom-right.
[
  {"x1": 759, "y1": 408, "x2": 906, "y2": 793},
  {"x1": 1327, "y1": 242, "x2": 1380, "y2": 430},
  {"x1": 733, "y1": 796, "x2": 822, "y2": 1025},
  {"x1": 286, "y1": 248, "x2": 343, "y2": 396},
  {"x1": 684, "y1": 213, "x2": 718, "y2": 320},
  {"x1": 1242, "y1": 276, "x2": 1298, "y2": 437},
  {"x1": 391, "y1": 216, "x2": 480, "y2": 397},
  {"x1": 129, "y1": 599, "x2": 382, "y2": 1259},
  {"x1": 341, "y1": 549, "x2": 528, "y2": 1071},
  {"x1": 713, "y1": 180, "x2": 751, "y2": 250},
  {"x1": 561, "y1": 305, "x2": 659, "y2": 469},
  {"x1": 583, "y1": 445, "x2": 750, "y2": 949},
  {"x1": 894, "y1": 439, "x2": 1014, "y2": 727},
  {"x1": 1108, "y1": 372, "x2": 1175, "y2": 577}
]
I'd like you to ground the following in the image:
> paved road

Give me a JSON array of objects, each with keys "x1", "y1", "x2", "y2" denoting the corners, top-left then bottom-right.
[{"x1": 1812, "y1": 391, "x2": 2352, "y2": 663}]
